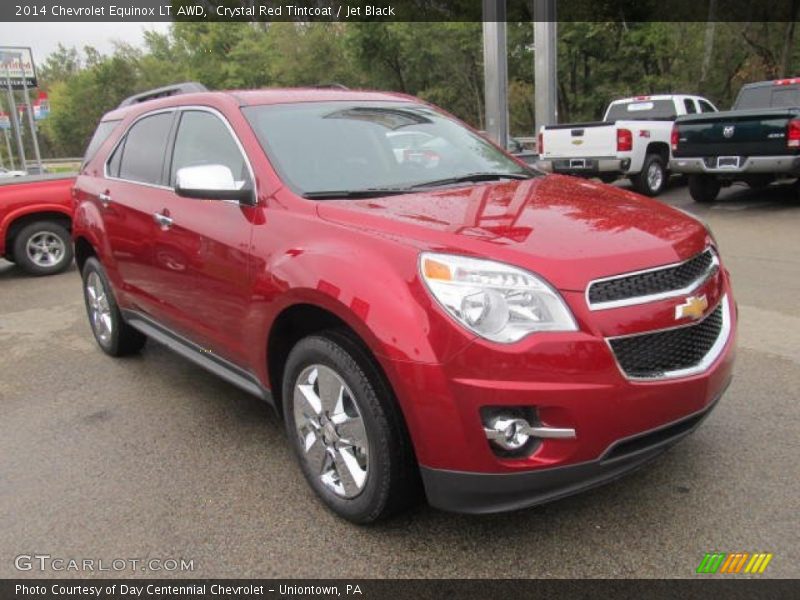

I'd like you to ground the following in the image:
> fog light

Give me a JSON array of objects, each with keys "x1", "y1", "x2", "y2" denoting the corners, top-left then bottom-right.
[
  {"x1": 483, "y1": 411, "x2": 577, "y2": 453},
  {"x1": 485, "y1": 417, "x2": 531, "y2": 450}
]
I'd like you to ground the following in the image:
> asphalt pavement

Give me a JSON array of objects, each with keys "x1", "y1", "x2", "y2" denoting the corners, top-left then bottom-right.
[{"x1": 1, "y1": 179, "x2": 798, "y2": 578}]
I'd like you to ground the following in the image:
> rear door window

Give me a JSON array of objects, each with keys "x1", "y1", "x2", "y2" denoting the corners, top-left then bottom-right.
[
  {"x1": 698, "y1": 100, "x2": 716, "y2": 113},
  {"x1": 683, "y1": 99, "x2": 697, "y2": 114},
  {"x1": 117, "y1": 112, "x2": 175, "y2": 185}
]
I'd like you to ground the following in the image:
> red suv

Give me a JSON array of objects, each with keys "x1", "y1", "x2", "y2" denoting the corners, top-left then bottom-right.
[{"x1": 73, "y1": 83, "x2": 736, "y2": 523}]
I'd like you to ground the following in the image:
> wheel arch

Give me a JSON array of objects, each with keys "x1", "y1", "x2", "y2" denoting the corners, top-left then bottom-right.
[
  {"x1": 266, "y1": 301, "x2": 394, "y2": 419},
  {"x1": 3, "y1": 210, "x2": 72, "y2": 256},
  {"x1": 74, "y1": 235, "x2": 98, "y2": 273},
  {"x1": 645, "y1": 141, "x2": 670, "y2": 165}
]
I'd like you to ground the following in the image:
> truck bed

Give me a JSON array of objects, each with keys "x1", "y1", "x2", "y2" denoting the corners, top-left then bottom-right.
[
  {"x1": 0, "y1": 173, "x2": 77, "y2": 187},
  {"x1": 674, "y1": 108, "x2": 800, "y2": 157}
]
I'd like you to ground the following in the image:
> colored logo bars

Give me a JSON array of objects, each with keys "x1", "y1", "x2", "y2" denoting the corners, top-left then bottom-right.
[{"x1": 696, "y1": 552, "x2": 773, "y2": 574}]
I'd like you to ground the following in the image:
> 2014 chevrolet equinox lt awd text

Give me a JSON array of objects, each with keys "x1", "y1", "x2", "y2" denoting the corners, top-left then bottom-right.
[{"x1": 73, "y1": 83, "x2": 736, "y2": 523}]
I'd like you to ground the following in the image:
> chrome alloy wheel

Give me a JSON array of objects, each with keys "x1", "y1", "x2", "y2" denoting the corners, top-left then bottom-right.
[
  {"x1": 647, "y1": 161, "x2": 664, "y2": 192},
  {"x1": 293, "y1": 364, "x2": 369, "y2": 498},
  {"x1": 26, "y1": 232, "x2": 65, "y2": 267},
  {"x1": 85, "y1": 271, "x2": 113, "y2": 345}
]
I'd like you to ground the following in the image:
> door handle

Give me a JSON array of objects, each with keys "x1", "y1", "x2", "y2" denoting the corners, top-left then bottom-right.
[
  {"x1": 98, "y1": 192, "x2": 112, "y2": 207},
  {"x1": 153, "y1": 212, "x2": 174, "y2": 229}
]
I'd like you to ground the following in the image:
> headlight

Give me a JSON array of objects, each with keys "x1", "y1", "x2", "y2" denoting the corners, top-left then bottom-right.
[{"x1": 419, "y1": 253, "x2": 578, "y2": 343}]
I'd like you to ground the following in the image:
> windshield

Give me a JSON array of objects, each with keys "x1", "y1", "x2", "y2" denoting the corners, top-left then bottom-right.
[
  {"x1": 604, "y1": 99, "x2": 677, "y2": 121},
  {"x1": 242, "y1": 101, "x2": 533, "y2": 196}
]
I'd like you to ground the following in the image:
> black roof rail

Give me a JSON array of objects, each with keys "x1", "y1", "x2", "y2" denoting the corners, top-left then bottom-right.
[
  {"x1": 312, "y1": 83, "x2": 350, "y2": 90},
  {"x1": 117, "y1": 82, "x2": 208, "y2": 108}
]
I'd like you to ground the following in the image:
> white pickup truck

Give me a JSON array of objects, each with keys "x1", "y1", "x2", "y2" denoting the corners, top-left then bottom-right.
[{"x1": 536, "y1": 95, "x2": 718, "y2": 196}]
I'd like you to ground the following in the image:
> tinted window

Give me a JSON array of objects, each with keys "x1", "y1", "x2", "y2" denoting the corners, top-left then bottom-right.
[
  {"x1": 770, "y1": 87, "x2": 800, "y2": 108},
  {"x1": 243, "y1": 102, "x2": 530, "y2": 195},
  {"x1": 683, "y1": 99, "x2": 697, "y2": 114},
  {"x1": 735, "y1": 86, "x2": 773, "y2": 109},
  {"x1": 605, "y1": 100, "x2": 677, "y2": 121},
  {"x1": 82, "y1": 120, "x2": 120, "y2": 166},
  {"x1": 118, "y1": 112, "x2": 174, "y2": 185},
  {"x1": 698, "y1": 100, "x2": 716, "y2": 113},
  {"x1": 170, "y1": 111, "x2": 248, "y2": 185},
  {"x1": 107, "y1": 141, "x2": 123, "y2": 178}
]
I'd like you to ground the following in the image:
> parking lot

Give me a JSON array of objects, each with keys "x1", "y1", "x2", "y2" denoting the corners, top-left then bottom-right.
[{"x1": 1, "y1": 179, "x2": 798, "y2": 579}]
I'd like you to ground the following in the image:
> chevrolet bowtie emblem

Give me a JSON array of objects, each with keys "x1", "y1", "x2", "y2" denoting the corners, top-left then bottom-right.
[{"x1": 675, "y1": 295, "x2": 708, "y2": 320}]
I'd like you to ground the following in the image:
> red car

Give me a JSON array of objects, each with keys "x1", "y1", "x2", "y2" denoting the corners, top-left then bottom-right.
[
  {"x1": 73, "y1": 83, "x2": 736, "y2": 523},
  {"x1": 0, "y1": 175, "x2": 75, "y2": 275}
]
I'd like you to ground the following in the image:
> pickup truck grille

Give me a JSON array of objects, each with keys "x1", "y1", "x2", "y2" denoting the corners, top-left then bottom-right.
[
  {"x1": 608, "y1": 300, "x2": 725, "y2": 380},
  {"x1": 588, "y1": 249, "x2": 717, "y2": 308}
]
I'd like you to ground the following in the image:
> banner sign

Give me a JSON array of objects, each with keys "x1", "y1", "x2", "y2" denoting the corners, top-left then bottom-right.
[
  {"x1": 34, "y1": 91, "x2": 50, "y2": 120},
  {"x1": 0, "y1": 111, "x2": 10, "y2": 130},
  {"x1": 0, "y1": 47, "x2": 37, "y2": 90}
]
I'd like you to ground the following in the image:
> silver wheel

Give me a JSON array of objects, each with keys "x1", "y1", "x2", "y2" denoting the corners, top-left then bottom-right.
[
  {"x1": 646, "y1": 160, "x2": 664, "y2": 192},
  {"x1": 293, "y1": 364, "x2": 369, "y2": 499},
  {"x1": 25, "y1": 231, "x2": 66, "y2": 268},
  {"x1": 85, "y1": 271, "x2": 113, "y2": 345}
]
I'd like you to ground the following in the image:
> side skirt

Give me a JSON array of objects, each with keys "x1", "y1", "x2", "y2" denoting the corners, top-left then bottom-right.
[{"x1": 121, "y1": 309, "x2": 273, "y2": 405}]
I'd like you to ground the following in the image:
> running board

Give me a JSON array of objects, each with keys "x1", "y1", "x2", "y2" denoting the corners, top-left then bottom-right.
[{"x1": 122, "y1": 310, "x2": 272, "y2": 404}]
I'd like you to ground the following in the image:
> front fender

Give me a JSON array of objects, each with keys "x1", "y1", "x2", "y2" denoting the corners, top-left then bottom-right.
[{"x1": 246, "y1": 209, "x2": 476, "y2": 378}]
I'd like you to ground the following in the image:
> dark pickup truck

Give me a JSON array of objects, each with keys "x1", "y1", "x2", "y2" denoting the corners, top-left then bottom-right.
[{"x1": 670, "y1": 78, "x2": 800, "y2": 202}]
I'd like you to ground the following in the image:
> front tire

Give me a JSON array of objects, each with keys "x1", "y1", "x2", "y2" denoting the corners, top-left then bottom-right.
[
  {"x1": 282, "y1": 331, "x2": 418, "y2": 523},
  {"x1": 632, "y1": 154, "x2": 667, "y2": 196},
  {"x1": 81, "y1": 257, "x2": 146, "y2": 356},
  {"x1": 688, "y1": 174, "x2": 721, "y2": 203},
  {"x1": 12, "y1": 221, "x2": 73, "y2": 275}
]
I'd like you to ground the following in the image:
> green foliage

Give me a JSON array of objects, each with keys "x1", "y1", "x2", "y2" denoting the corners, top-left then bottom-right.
[{"x1": 33, "y1": 21, "x2": 800, "y2": 157}]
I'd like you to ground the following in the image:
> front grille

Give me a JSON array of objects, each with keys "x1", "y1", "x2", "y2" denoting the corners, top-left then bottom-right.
[
  {"x1": 609, "y1": 302, "x2": 724, "y2": 379},
  {"x1": 588, "y1": 249, "x2": 716, "y2": 307}
]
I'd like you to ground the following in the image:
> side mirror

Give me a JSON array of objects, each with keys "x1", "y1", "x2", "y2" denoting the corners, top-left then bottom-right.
[{"x1": 175, "y1": 164, "x2": 254, "y2": 205}]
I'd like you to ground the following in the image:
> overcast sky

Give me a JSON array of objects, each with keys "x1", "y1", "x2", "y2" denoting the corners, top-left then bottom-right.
[{"x1": 0, "y1": 22, "x2": 171, "y2": 65}]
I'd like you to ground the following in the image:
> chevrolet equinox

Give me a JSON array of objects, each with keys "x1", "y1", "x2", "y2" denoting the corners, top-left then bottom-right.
[{"x1": 73, "y1": 83, "x2": 736, "y2": 523}]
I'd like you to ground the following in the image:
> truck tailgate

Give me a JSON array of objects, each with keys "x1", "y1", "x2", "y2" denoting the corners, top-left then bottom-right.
[
  {"x1": 541, "y1": 122, "x2": 617, "y2": 158},
  {"x1": 674, "y1": 108, "x2": 799, "y2": 157}
]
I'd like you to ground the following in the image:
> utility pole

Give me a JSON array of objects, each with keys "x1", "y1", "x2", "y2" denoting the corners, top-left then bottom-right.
[
  {"x1": 2, "y1": 129, "x2": 13, "y2": 169},
  {"x1": 3, "y1": 65, "x2": 26, "y2": 170},
  {"x1": 21, "y1": 72, "x2": 42, "y2": 172},
  {"x1": 482, "y1": 0, "x2": 508, "y2": 149},
  {"x1": 534, "y1": 0, "x2": 558, "y2": 131}
]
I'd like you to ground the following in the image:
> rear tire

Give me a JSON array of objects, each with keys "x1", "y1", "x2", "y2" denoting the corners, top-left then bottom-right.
[
  {"x1": 81, "y1": 257, "x2": 146, "y2": 356},
  {"x1": 282, "y1": 330, "x2": 419, "y2": 524},
  {"x1": 688, "y1": 174, "x2": 721, "y2": 203},
  {"x1": 632, "y1": 154, "x2": 667, "y2": 196},
  {"x1": 12, "y1": 221, "x2": 73, "y2": 276}
]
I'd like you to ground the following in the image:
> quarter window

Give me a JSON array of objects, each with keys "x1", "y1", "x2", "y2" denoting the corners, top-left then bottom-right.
[
  {"x1": 170, "y1": 110, "x2": 249, "y2": 186},
  {"x1": 117, "y1": 112, "x2": 174, "y2": 185}
]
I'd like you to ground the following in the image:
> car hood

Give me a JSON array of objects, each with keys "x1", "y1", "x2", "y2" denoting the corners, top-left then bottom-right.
[{"x1": 316, "y1": 174, "x2": 709, "y2": 291}]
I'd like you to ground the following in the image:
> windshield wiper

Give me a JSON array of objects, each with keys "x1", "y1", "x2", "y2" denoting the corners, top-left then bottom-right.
[
  {"x1": 302, "y1": 188, "x2": 413, "y2": 200},
  {"x1": 409, "y1": 172, "x2": 533, "y2": 189}
]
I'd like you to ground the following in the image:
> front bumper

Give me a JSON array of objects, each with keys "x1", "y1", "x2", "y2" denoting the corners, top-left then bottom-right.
[
  {"x1": 537, "y1": 157, "x2": 631, "y2": 176},
  {"x1": 420, "y1": 388, "x2": 725, "y2": 514},
  {"x1": 378, "y1": 270, "x2": 736, "y2": 514},
  {"x1": 669, "y1": 155, "x2": 800, "y2": 175}
]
